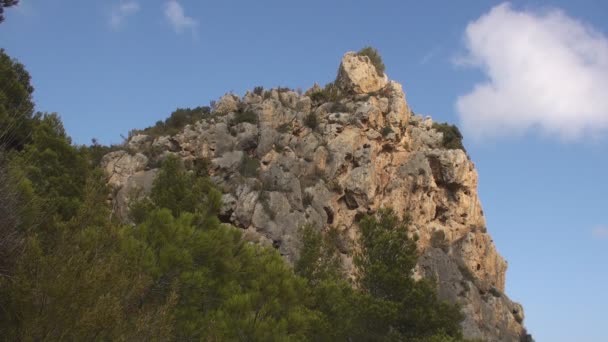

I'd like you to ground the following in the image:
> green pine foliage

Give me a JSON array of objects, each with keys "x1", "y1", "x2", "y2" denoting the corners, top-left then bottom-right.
[
  {"x1": 295, "y1": 210, "x2": 466, "y2": 341},
  {"x1": 295, "y1": 225, "x2": 344, "y2": 284},
  {"x1": 18, "y1": 113, "x2": 89, "y2": 221},
  {"x1": 1, "y1": 126, "x2": 176, "y2": 340},
  {"x1": 355, "y1": 209, "x2": 465, "y2": 340},
  {"x1": 149, "y1": 155, "x2": 221, "y2": 219},
  {"x1": 124, "y1": 156, "x2": 320, "y2": 340},
  {"x1": 0, "y1": 48, "x2": 35, "y2": 150}
]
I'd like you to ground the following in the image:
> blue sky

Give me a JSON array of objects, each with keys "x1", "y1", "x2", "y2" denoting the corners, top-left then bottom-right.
[{"x1": 2, "y1": 1, "x2": 607, "y2": 341}]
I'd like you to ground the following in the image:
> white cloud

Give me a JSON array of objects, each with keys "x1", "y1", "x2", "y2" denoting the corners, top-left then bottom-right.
[
  {"x1": 164, "y1": 1, "x2": 198, "y2": 35},
  {"x1": 592, "y1": 226, "x2": 608, "y2": 239},
  {"x1": 456, "y1": 3, "x2": 608, "y2": 141},
  {"x1": 109, "y1": 1, "x2": 140, "y2": 30}
]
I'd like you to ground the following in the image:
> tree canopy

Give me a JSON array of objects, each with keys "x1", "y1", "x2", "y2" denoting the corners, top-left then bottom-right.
[{"x1": 0, "y1": 48, "x2": 35, "y2": 150}]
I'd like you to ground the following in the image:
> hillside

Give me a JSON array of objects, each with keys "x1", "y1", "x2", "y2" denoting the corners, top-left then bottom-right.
[{"x1": 102, "y1": 51, "x2": 532, "y2": 341}]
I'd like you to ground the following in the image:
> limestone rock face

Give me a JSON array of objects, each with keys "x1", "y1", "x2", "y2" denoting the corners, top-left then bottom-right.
[
  {"x1": 102, "y1": 57, "x2": 531, "y2": 342},
  {"x1": 101, "y1": 151, "x2": 148, "y2": 189},
  {"x1": 114, "y1": 169, "x2": 158, "y2": 220},
  {"x1": 336, "y1": 52, "x2": 388, "y2": 94},
  {"x1": 214, "y1": 93, "x2": 240, "y2": 114}
]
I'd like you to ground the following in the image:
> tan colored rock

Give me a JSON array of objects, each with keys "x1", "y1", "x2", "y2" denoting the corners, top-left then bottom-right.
[
  {"x1": 101, "y1": 151, "x2": 148, "y2": 189},
  {"x1": 454, "y1": 231, "x2": 508, "y2": 291},
  {"x1": 279, "y1": 90, "x2": 299, "y2": 110},
  {"x1": 253, "y1": 98, "x2": 295, "y2": 128},
  {"x1": 114, "y1": 169, "x2": 158, "y2": 221},
  {"x1": 296, "y1": 96, "x2": 312, "y2": 113},
  {"x1": 386, "y1": 80, "x2": 411, "y2": 127},
  {"x1": 336, "y1": 52, "x2": 388, "y2": 94},
  {"x1": 214, "y1": 93, "x2": 239, "y2": 114},
  {"x1": 127, "y1": 134, "x2": 152, "y2": 150}
]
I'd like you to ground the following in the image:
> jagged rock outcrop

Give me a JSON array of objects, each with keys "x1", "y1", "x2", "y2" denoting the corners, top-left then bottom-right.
[
  {"x1": 336, "y1": 51, "x2": 388, "y2": 94},
  {"x1": 101, "y1": 52, "x2": 531, "y2": 341}
]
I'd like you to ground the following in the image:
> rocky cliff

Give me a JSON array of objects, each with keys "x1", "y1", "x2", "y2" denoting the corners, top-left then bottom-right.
[{"x1": 101, "y1": 52, "x2": 531, "y2": 341}]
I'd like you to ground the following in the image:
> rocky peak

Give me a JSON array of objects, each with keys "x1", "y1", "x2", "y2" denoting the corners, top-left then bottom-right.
[
  {"x1": 336, "y1": 51, "x2": 389, "y2": 94},
  {"x1": 101, "y1": 52, "x2": 531, "y2": 342}
]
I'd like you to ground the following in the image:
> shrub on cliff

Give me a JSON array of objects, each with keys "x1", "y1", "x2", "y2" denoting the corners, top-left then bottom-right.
[
  {"x1": 433, "y1": 122, "x2": 466, "y2": 152},
  {"x1": 304, "y1": 112, "x2": 318, "y2": 129},
  {"x1": 232, "y1": 108, "x2": 258, "y2": 125},
  {"x1": 135, "y1": 106, "x2": 211, "y2": 137},
  {"x1": 357, "y1": 46, "x2": 386, "y2": 76},
  {"x1": 309, "y1": 82, "x2": 344, "y2": 105},
  {"x1": 239, "y1": 153, "x2": 260, "y2": 178}
]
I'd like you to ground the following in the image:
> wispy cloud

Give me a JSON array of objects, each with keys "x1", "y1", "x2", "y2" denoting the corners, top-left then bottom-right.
[
  {"x1": 455, "y1": 3, "x2": 608, "y2": 141},
  {"x1": 592, "y1": 226, "x2": 608, "y2": 239},
  {"x1": 164, "y1": 1, "x2": 198, "y2": 36},
  {"x1": 109, "y1": 1, "x2": 140, "y2": 30},
  {"x1": 420, "y1": 46, "x2": 440, "y2": 65}
]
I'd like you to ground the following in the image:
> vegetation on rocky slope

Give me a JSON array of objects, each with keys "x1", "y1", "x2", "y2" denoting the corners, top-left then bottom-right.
[
  {"x1": 133, "y1": 106, "x2": 212, "y2": 137},
  {"x1": 432, "y1": 122, "x2": 466, "y2": 152},
  {"x1": 0, "y1": 49, "x2": 472, "y2": 341},
  {"x1": 357, "y1": 46, "x2": 386, "y2": 76}
]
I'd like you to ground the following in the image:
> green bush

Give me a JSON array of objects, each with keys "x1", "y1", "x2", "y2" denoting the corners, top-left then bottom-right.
[
  {"x1": 330, "y1": 102, "x2": 349, "y2": 113},
  {"x1": 239, "y1": 153, "x2": 260, "y2": 178},
  {"x1": 309, "y1": 90, "x2": 325, "y2": 103},
  {"x1": 232, "y1": 109, "x2": 258, "y2": 125},
  {"x1": 273, "y1": 144, "x2": 285, "y2": 153},
  {"x1": 136, "y1": 106, "x2": 210, "y2": 137},
  {"x1": 458, "y1": 264, "x2": 476, "y2": 283},
  {"x1": 309, "y1": 82, "x2": 342, "y2": 104},
  {"x1": 302, "y1": 192, "x2": 313, "y2": 207},
  {"x1": 433, "y1": 122, "x2": 466, "y2": 152},
  {"x1": 357, "y1": 46, "x2": 386, "y2": 76},
  {"x1": 304, "y1": 112, "x2": 318, "y2": 129},
  {"x1": 381, "y1": 125, "x2": 394, "y2": 137},
  {"x1": 253, "y1": 86, "x2": 264, "y2": 96}
]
